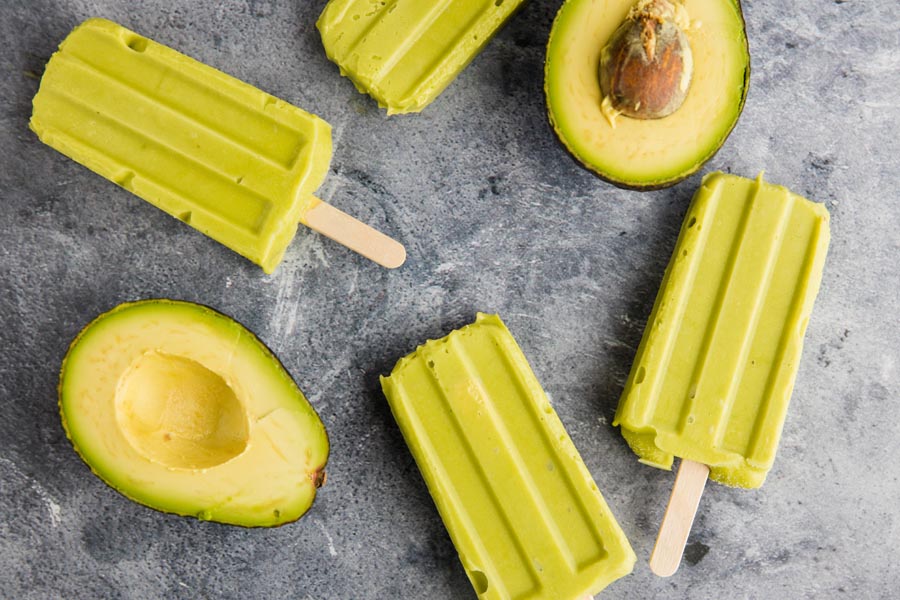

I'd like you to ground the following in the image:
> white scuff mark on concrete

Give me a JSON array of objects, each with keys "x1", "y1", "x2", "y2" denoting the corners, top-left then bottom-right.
[
  {"x1": 856, "y1": 50, "x2": 900, "y2": 77},
  {"x1": 601, "y1": 337, "x2": 634, "y2": 351},
  {"x1": 881, "y1": 354, "x2": 895, "y2": 382},
  {"x1": 346, "y1": 262, "x2": 359, "y2": 297},
  {"x1": 0, "y1": 457, "x2": 62, "y2": 527},
  {"x1": 270, "y1": 265, "x2": 302, "y2": 348},
  {"x1": 314, "y1": 518, "x2": 338, "y2": 557},
  {"x1": 225, "y1": 276, "x2": 233, "y2": 289},
  {"x1": 507, "y1": 312, "x2": 540, "y2": 320},
  {"x1": 287, "y1": 228, "x2": 330, "y2": 270},
  {"x1": 45, "y1": 496, "x2": 62, "y2": 527},
  {"x1": 573, "y1": 349, "x2": 602, "y2": 362}
]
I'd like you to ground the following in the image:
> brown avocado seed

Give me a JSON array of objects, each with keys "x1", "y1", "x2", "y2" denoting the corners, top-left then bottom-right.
[{"x1": 600, "y1": 0, "x2": 693, "y2": 120}]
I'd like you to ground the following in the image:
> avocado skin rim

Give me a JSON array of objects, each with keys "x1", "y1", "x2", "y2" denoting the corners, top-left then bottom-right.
[
  {"x1": 57, "y1": 298, "x2": 330, "y2": 528},
  {"x1": 543, "y1": 0, "x2": 751, "y2": 192}
]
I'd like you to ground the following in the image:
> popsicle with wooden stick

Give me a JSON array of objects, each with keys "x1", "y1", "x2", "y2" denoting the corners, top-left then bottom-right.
[
  {"x1": 30, "y1": 18, "x2": 405, "y2": 273},
  {"x1": 614, "y1": 172, "x2": 830, "y2": 576}
]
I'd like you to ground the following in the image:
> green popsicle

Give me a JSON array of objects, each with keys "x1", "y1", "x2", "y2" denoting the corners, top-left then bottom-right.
[
  {"x1": 614, "y1": 172, "x2": 830, "y2": 576},
  {"x1": 615, "y1": 172, "x2": 831, "y2": 489},
  {"x1": 382, "y1": 314, "x2": 635, "y2": 599},
  {"x1": 31, "y1": 18, "x2": 405, "y2": 272},
  {"x1": 318, "y1": 0, "x2": 525, "y2": 114}
]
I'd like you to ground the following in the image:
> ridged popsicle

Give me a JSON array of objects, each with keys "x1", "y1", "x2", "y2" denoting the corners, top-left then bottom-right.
[
  {"x1": 381, "y1": 314, "x2": 635, "y2": 599},
  {"x1": 31, "y1": 18, "x2": 405, "y2": 272},
  {"x1": 614, "y1": 172, "x2": 831, "y2": 488},
  {"x1": 318, "y1": 0, "x2": 525, "y2": 114}
]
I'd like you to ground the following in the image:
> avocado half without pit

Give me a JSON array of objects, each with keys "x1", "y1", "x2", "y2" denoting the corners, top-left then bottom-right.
[
  {"x1": 58, "y1": 300, "x2": 329, "y2": 527},
  {"x1": 545, "y1": 0, "x2": 750, "y2": 189}
]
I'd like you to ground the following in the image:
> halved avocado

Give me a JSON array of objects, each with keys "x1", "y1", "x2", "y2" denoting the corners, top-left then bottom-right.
[
  {"x1": 545, "y1": 0, "x2": 750, "y2": 189},
  {"x1": 59, "y1": 300, "x2": 328, "y2": 527}
]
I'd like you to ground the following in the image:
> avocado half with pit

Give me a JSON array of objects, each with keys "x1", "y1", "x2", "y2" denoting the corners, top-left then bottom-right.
[
  {"x1": 59, "y1": 300, "x2": 328, "y2": 526},
  {"x1": 545, "y1": 0, "x2": 750, "y2": 189}
]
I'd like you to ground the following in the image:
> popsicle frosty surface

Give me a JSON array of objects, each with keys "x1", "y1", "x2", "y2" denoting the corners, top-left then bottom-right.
[
  {"x1": 30, "y1": 18, "x2": 332, "y2": 273},
  {"x1": 317, "y1": 0, "x2": 525, "y2": 114},
  {"x1": 614, "y1": 173, "x2": 831, "y2": 488},
  {"x1": 381, "y1": 314, "x2": 635, "y2": 599}
]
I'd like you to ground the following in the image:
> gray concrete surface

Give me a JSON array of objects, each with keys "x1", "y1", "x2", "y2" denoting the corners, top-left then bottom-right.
[{"x1": 1, "y1": 1, "x2": 898, "y2": 598}]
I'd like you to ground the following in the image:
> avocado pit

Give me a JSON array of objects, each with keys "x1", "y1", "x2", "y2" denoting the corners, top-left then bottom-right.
[{"x1": 600, "y1": 0, "x2": 693, "y2": 120}]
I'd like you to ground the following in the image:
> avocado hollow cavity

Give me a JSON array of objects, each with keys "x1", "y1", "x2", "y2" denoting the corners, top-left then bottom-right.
[{"x1": 115, "y1": 351, "x2": 250, "y2": 470}]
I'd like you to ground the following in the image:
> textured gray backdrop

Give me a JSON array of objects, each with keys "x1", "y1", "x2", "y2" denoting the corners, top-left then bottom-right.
[{"x1": 1, "y1": 0, "x2": 898, "y2": 598}]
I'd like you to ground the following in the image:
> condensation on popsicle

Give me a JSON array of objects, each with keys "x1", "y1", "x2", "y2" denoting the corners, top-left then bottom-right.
[
  {"x1": 30, "y1": 18, "x2": 405, "y2": 273},
  {"x1": 614, "y1": 172, "x2": 831, "y2": 489},
  {"x1": 381, "y1": 314, "x2": 635, "y2": 599},
  {"x1": 317, "y1": 0, "x2": 525, "y2": 114}
]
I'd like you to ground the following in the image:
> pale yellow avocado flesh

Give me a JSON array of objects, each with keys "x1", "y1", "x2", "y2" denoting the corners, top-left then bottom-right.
[
  {"x1": 59, "y1": 300, "x2": 329, "y2": 526},
  {"x1": 545, "y1": 0, "x2": 749, "y2": 188}
]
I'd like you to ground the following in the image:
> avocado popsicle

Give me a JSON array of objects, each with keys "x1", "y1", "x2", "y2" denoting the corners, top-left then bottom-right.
[
  {"x1": 317, "y1": 0, "x2": 524, "y2": 114},
  {"x1": 30, "y1": 18, "x2": 405, "y2": 272},
  {"x1": 614, "y1": 172, "x2": 830, "y2": 574},
  {"x1": 381, "y1": 314, "x2": 635, "y2": 599}
]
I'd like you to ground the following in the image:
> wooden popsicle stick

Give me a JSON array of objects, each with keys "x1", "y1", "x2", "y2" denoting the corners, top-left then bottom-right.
[
  {"x1": 649, "y1": 459, "x2": 710, "y2": 577},
  {"x1": 301, "y1": 197, "x2": 406, "y2": 269}
]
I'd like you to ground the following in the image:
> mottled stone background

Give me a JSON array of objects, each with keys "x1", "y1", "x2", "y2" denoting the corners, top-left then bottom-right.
[{"x1": 1, "y1": 1, "x2": 897, "y2": 598}]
